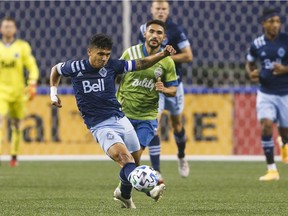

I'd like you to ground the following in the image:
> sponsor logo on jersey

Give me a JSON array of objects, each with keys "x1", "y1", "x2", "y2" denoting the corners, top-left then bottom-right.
[
  {"x1": 82, "y1": 79, "x2": 105, "y2": 93},
  {"x1": 131, "y1": 78, "x2": 155, "y2": 91},
  {"x1": 99, "y1": 67, "x2": 107, "y2": 77},
  {"x1": 277, "y1": 47, "x2": 285, "y2": 57},
  {"x1": 14, "y1": 53, "x2": 19, "y2": 58},
  {"x1": 1, "y1": 60, "x2": 15, "y2": 68}
]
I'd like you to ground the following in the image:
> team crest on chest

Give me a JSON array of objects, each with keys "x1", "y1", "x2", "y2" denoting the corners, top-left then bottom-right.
[
  {"x1": 14, "y1": 53, "x2": 19, "y2": 58},
  {"x1": 99, "y1": 67, "x2": 107, "y2": 77},
  {"x1": 154, "y1": 66, "x2": 163, "y2": 79},
  {"x1": 277, "y1": 47, "x2": 285, "y2": 57}
]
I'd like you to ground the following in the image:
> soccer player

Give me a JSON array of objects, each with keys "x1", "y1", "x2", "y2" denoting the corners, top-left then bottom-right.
[
  {"x1": 138, "y1": 0, "x2": 193, "y2": 179},
  {"x1": 117, "y1": 19, "x2": 178, "y2": 186},
  {"x1": 246, "y1": 8, "x2": 288, "y2": 181},
  {"x1": 0, "y1": 16, "x2": 39, "y2": 166},
  {"x1": 49, "y1": 34, "x2": 176, "y2": 208}
]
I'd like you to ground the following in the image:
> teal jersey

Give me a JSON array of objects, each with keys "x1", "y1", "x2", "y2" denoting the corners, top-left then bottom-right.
[{"x1": 117, "y1": 44, "x2": 178, "y2": 120}]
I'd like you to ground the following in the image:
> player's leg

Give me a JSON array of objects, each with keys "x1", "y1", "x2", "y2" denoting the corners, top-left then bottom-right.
[
  {"x1": 128, "y1": 117, "x2": 166, "y2": 201},
  {"x1": 257, "y1": 91, "x2": 279, "y2": 181},
  {"x1": 276, "y1": 94, "x2": 288, "y2": 163},
  {"x1": 0, "y1": 98, "x2": 9, "y2": 159},
  {"x1": 9, "y1": 99, "x2": 25, "y2": 167},
  {"x1": 166, "y1": 83, "x2": 189, "y2": 177},
  {"x1": 148, "y1": 95, "x2": 164, "y2": 181},
  {"x1": 90, "y1": 116, "x2": 139, "y2": 208}
]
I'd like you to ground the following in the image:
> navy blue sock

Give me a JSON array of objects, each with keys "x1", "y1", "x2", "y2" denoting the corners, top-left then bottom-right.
[
  {"x1": 174, "y1": 128, "x2": 186, "y2": 158},
  {"x1": 119, "y1": 163, "x2": 136, "y2": 199},
  {"x1": 262, "y1": 135, "x2": 274, "y2": 164},
  {"x1": 149, "y1": 135, "x2": 161, "y2": 172}
]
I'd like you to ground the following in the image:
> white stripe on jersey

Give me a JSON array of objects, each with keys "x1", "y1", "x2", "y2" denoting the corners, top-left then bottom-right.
[
  {"x1": 71, "y1": 61, "x2": 76, "y2": 72},
  {"x1": 178, "y1": 40, "x2": 190, "y2": 50},
  {"x1": 80, "y1": 60, "x2": 86, "y2": 70},
  {"x1": 75, "y1": 61, "x2": 81, "y2": 71},
  {"x1": 128, "y1": 48, "x2": 134, "y2": 60},
  {"x1": 132, "y1": 46, "x2": 138, "y2": 59},
  {"x1": 254, "y1": 35, "x2": 266, "y2": 49},
  {"x1": 136, "y1": 45, "x2": 142, "y2": 58},
  {"x1": 56, "y1": 63, "x2": 64, "y2": 75}
]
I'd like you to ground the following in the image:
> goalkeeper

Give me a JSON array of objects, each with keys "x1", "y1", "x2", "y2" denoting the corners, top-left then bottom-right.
[{"x1": 0, "y1": 17, "x2": 39, "y2": 166}]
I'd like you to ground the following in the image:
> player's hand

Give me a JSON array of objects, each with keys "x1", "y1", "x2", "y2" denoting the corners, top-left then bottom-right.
[
  {"x1": 249, "y1": 69, "x2": 259, "y2": 82},
  {"x1": 155, "y1": 77, "x2": 165, "y2": 92},
  {"x1": 273, "y1": 63, "x2": 288, "y2": 75},
  {"x1": 51, "y1": 95, "x2": 62, "y2": 108},
  {"x1": 26, "y1": 84, "x2": 37, "y2": 101},
  {"x1": 163, "y1": 45, "x2": 176, "y2": 56}
]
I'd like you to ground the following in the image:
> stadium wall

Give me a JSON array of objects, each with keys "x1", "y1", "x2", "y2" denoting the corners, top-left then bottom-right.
[{"x1": 2, "y1": 88, "x2": 280, "y2": 156}]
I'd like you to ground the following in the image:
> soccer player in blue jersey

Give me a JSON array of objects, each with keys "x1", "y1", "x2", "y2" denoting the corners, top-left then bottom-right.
[
  {"x1": 138, "y1": 0, "x2": 193, "y2": 179},
  {"x1": 246, "y1": 8, "x2": 288, "y2": 181},
  {"x1": 49, "y1": 34, "x2": 176, "y2": 208}
]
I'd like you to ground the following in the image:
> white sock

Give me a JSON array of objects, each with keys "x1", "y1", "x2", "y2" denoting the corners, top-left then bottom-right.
[{"x1": 267, "y1": 163, "x2": 277, "y2": 171}]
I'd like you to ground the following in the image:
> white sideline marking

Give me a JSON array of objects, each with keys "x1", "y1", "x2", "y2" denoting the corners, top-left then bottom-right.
[{"x1": 0, "y1": 155, "x2": 281, "y2": 161}]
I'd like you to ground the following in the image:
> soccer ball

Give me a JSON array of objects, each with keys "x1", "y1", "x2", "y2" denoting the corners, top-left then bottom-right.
[{"x1": 129, "y1": 165, "x2": 158, "y2": 193}]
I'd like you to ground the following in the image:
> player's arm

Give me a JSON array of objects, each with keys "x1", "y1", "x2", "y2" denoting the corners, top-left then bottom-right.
[
  {"x1": 134, "y1": 45, "x2": 176, "y2": 71},
  {"x1": 273, "y1": 63, "x2": 288, "y2": 75},
  {"x1": 245, "y1": 61, "x2": 259, "y2": 82},
  {"x1": 50, "y1": 65, "x2": 62, "y2": 108},
  {"x1": 155, "y1": 77, "x2": 177, "y2": 97},
  {"x1": 246, "y1": 45, "x2": 259, "y2": 82},
  {"x1": 171, "y1": 46, "x2": 193, "y2": 63},
  {"x1": 23, "y1": 42, "x2": 39, "y2": 100},
  {"x1": 171, "y1": 28, "x2": 193, "y2": 63}
]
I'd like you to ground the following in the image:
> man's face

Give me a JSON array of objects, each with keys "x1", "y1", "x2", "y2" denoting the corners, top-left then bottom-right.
[
  {"x1": 151, "y1": 2, "x2": 169, "y2": 22},
  {"x1": 0, "y1": 20, "x2": 17, "y2": 39},
  {"x1": 144, "y1": 24, "x2": 166, "y2": 49},
  {"x1": 87, "y1": 47, "x2": 111, "y2": 69},
  {"x1": 263, "y1": 15, "x2": 281, "y2": 38}
]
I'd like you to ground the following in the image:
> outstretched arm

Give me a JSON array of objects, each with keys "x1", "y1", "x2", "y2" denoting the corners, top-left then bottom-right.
[
  {"x1": 273, "y1": 63, "x2": 288, "y2": 75},
  {"x1": 134, "y1": 45, "x2": 176, "y2": 71},
  {"x1": 50, "y1": 65, "x2": 62, "y2": 108}
]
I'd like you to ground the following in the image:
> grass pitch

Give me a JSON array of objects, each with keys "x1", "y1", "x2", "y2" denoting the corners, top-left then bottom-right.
[{"x1": 0, "y1": 160, "x2": 287, "y2": 216}]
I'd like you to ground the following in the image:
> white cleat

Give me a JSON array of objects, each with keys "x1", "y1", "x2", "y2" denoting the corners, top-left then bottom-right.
[
  {"x1": 148, "y1": 183, "x2": 166, "y2": 202},
  {"x1": 155, "y1": 171, "x2": 165, "y2": 185},
  {"x1": 178, "y1": 158, "x2": 190, "y2": 177},
  {"x1": 113, "y1": 187, "x2": 136, "y2": 209}
]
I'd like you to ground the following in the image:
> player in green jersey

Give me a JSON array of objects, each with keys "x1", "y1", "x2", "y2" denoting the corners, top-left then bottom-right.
[{"x1": 116, "y1": 20, "x2": 178, "y2": 195}]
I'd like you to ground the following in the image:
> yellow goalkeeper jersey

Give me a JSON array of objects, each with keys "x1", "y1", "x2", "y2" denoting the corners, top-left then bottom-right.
[{"x1": 0, "y1": 39, "x2": 39, "y2": 101}]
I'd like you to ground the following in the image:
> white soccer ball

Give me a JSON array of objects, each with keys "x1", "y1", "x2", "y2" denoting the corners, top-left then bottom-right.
[{"x1": 129, "y1": 165, "x2": 158, "y2": 192}]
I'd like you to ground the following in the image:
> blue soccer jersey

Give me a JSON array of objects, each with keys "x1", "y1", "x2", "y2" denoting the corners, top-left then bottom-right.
[
  {"x1": 138, "y1": 18, "x2": 190, "y2": 83},
  {"x1": 56, "y1": 59, "x2": 135, "y2": 128},
  {"x1": 247, "y1": 33, "x2": 288, "y2": 95}
]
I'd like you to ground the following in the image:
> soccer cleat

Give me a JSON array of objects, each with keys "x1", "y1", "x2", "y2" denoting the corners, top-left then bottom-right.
[
  {"x1": 155, "y1": 171, "x2": 164, "y2": 185},
  {"x1": 10, "y1": 159, "x2": 18, "y2": 167},
  {"x1": 178, "y1": 158, "x2": 190, "y2": 177},
  {"x1": 113, "y1": 187, "x2": 136, "y2": 209},
  {"x1": 148, "y1": 183, "x2": 166, "y2": 202},
  {"x1": 277, "y1": 136, "x2": 288, "y2": 164},
  {"x1": 259, "y1": 170, "x2": 280, "y2": 181}
]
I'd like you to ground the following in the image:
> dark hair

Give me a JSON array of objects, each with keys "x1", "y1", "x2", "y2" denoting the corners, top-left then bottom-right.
[
  {"x1": 261, "y1": 8, "x2": 280, "y2": 22},
  {"x1": 1, "y1": 16, "x2": 17, "y2": 26},
  {"x1": 89, "y1": 33, "x2": 113, "y2": 50},
  {"x1": 146, "y1": 19, "x2": 166, "y2": 31}
]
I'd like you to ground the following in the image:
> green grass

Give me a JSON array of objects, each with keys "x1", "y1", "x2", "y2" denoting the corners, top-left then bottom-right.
[{"x1": 0, "y1": 161, "x2": 287, "y2": 216}]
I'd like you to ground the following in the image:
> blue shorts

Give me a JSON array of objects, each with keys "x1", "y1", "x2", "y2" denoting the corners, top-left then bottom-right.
[
  {"x1": 128, "y1": 118, "x2": 158, "y2": 148},
  {"x1": 158, "y1": 82, "x2": 184, "y2": 115},
  {"x1": 90, "y1": 116, "x2": 140, "y2": 155},
  {"x1": 256, "y1": 90, "x2": 288, "y2": 127}
]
